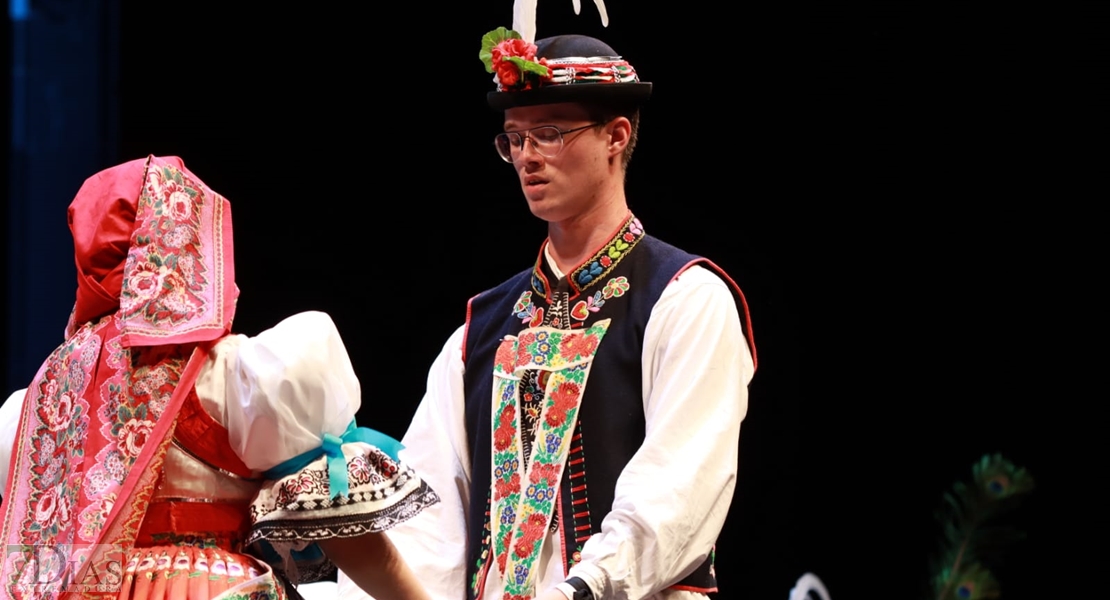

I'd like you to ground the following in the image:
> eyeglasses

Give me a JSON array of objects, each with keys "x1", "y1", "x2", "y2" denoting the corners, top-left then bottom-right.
[{"x1": 494, "y1": 123, "x2": 601, "y2": 163}]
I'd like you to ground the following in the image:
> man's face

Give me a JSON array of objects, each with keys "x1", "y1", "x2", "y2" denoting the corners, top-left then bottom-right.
[{"x1": 502, "y1": 102, "x2": 612, "y2": 224}]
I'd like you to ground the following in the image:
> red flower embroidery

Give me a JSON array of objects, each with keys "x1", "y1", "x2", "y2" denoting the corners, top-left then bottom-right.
[
  {"x1": 494, "y1": 421, "x2": 514, "y2": 451},
  {"x1": 559, "y1": 334, "x2": 583, "y2": 361},
  {"x1": 600, "y1": 255, "x2": 613, "y2": 267},
  {"x1": 623, "y1": 232, "x2": 636, "y2": 243},
  {"x1": 514, "y1": 513, "x2": 548, "y2": 558},
  {"x1": 348, "y1": 456, "x2": 372, "y2": 485},
  {"x1": 516, "y1": 333, "x2": 536, "y2": 367},
  {"x1": 499, "y1": 404, "x2": 516, "y2": 426},
  {"x1": 495, "y1": 473, "x2": 520, "y2": 500},
  {"x1": 497, "y1": 530, "x2": 512, "y2": 573},
  {"x1": 364, "y1": 449, "x2": 399, "y2": 480},
  {"x1": 118, "y1": 419, "x2": 156, "y2": 457},
  {"x1": 546, "y1": 382, "x2": 581, "y2": 427},
  {"x1": 582, "y1": 334, "x2": 599, "y2": 356},
  {"x1": 495, "y1": 340, "x2": 515, "y2": 373},
  {"x1": 529, "y1": 462, "x2": 561, "y2": 487},
  {"x1": 163, "y1": 184, "x2": 195, "y2": 221},
  {"x1": 126, "y1": 262, "x2": 166, "y2": 303},
  {"x1": 561, "y1": 332, "x2": 600, "y2": 361}
]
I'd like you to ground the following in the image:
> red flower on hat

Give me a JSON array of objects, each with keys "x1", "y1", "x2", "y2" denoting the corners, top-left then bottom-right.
[
  {"x1": 480, "y1": 27, "x2": 551, "y2": 91},
  {"x1": 492, "y1": 40, "x2": 535, "y2": 87}
]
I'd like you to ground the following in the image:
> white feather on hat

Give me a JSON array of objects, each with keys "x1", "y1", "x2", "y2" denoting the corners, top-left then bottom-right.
[{"x1": 512, "y1": 0, "x2": 609, "y2": 44}]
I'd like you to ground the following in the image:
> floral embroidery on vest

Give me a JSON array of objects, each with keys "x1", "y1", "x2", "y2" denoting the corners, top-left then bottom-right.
[
  {"x1": 569, "y1": 276, "x2": 631, "y2": 321},
  {"x1": 490, "y1": 321, "x2": 611, "y2": 598},
  {"x1": 511, "y1": 292, "x2": 544, "y2": 328}
]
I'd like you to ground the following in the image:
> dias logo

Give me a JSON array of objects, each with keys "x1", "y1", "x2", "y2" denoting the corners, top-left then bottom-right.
[{"x1": 2, "y1": 544, "x2": 125, "y2": 596}]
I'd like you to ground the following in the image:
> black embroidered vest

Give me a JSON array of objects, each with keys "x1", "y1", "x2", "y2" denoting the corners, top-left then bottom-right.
[{"x1": 462, "y1": 216, "x2": 755, "y2": 598}]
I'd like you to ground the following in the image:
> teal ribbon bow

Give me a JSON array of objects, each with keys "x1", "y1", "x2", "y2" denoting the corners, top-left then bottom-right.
[{"x1": 262, "y1": 420, "x2": 404, "y2": 500}]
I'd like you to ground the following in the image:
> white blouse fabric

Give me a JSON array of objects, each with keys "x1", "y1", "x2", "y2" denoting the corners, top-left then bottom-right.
[
  {"x1": 337, "y1": 265, "x2": 754, "y2": 600},
  {"x1": 197, "y1": 309, "x2": 362, "y2": 474}
]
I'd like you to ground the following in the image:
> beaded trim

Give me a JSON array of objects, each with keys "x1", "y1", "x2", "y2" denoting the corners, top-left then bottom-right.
[
  {"x1": 546, "y1": 57, "x2": 640, "y2": 85},
  {"x1": 531, "y1": 213, "x2": 645, "y2": 299}
]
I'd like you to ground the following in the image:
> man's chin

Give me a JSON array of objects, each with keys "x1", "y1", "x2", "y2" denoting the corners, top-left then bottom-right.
[{"x1": 525, "y1": 200, "x2": 562, "y2": 223}]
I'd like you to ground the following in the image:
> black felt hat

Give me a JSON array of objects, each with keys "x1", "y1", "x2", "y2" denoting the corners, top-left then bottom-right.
[{"x1": 484, "y1": 33, "x2": 652, "y2": 110}]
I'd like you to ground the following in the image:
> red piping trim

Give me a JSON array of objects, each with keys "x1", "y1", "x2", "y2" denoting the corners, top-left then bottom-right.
[
  {"x1": 461, "y1": 293, "x2": 479, "y2": 364},
  {"x1": 670, "y1": 258, "x2": 758, "y2": 372},
  {"x1": 533, "y1": 240, "x2": 554, "y2": 298},
  {"x1": 557, "y1": 491, "x2": 569, "y2": 576},
  {"x1": 670, "y1": 584, "x2": 719, "y2": 593}
]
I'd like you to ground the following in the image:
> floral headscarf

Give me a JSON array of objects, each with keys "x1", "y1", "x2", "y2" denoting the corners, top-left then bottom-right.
[
  {"x1": 1, "y1": 155, "x2": 236, "y2": 598},
  {"x1": 66, "y1": 154, "x2": 237, "y2": 344}
]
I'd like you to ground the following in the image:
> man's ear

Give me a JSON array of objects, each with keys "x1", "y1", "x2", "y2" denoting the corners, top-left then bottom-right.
[{"x1": 607, "y1": 117, "x2": 632, "y2": 160}]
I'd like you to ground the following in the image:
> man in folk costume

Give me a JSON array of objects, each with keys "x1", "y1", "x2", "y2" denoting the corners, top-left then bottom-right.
[
  {"x1": 0, "y1": 155, "x2": 439, "y2": 599},
  {"x1": 337, "y1": 2, "x2": 757, "y2": 599}
]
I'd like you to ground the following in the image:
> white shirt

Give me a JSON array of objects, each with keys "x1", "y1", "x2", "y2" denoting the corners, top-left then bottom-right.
[{"x1": 338, "y1": 265, "x2": 754, "y2": 600}]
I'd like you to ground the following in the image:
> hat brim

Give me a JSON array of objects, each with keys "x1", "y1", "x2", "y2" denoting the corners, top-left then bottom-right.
[{"x1": 487, "y1": 82, "x2": 653, "y2": 111}]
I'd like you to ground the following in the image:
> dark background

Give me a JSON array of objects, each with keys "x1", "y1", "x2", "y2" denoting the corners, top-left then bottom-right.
[{"x1": 5, "y1": 1, "x2": 1099, "y2": 598}]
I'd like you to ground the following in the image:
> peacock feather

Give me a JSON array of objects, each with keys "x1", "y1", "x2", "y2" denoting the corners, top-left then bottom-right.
[{"x1": 929, "y1": 453, "x2": 1034, "y2": 600}]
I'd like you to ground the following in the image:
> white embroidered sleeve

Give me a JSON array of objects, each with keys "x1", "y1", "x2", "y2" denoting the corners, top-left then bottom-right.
[
  {"x1": 336, "y1": 324, "x2": 473, "y2": 600},
  {"x1": 566, "y1": 265, "x2": 755, "y2": 599},
  {"x1": 198, "y1": 310, "x2": 440, "y2": 583}
]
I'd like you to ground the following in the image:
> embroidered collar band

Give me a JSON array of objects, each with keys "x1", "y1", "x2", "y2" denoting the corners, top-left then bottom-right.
[{"x1": 530, "y1": 213, "x2": 645, "y2": 299}]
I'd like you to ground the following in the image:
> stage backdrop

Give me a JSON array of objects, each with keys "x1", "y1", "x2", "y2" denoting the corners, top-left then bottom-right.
[{"x1": 3, "y1": 2, "x2": 1067, "y2": 598}]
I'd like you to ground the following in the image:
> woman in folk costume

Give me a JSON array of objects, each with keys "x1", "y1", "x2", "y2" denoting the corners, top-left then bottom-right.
[{"x1": 0, "y1": 155, "x2": 437, "y2": 600}]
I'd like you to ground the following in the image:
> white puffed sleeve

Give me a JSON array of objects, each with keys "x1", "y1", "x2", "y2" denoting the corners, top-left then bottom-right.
[
  {"x1": 197, "y1": 311, "x2": 439, "y2": 584},
  {"x1": 220, "y1": 310, "x2": 360, "y2": 471}
]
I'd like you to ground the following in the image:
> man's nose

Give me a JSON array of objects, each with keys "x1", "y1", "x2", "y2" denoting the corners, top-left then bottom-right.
[{"x1": 516, "y1": 136, "x2": 544, "y2": 164}]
